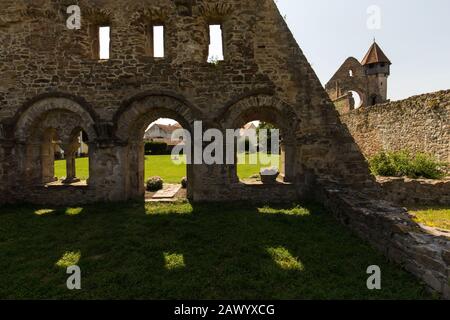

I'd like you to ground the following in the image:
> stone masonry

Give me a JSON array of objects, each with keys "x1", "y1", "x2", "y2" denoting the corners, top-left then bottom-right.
[
  {"x1": 341, "y1": 90, "x2": 450, "y2": 163},
  {"x1": 378, "y1": 177, "x2": 450, "y2": 207},
  {"x1": 0, "y1": 1, "x2": 448, "y2": 298},
  {"x1": 325, "y1": 42, "x2": 392, "y2": 114}
]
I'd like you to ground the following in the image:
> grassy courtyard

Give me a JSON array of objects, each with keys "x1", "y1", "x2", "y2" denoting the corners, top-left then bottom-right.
[
  {"x1": 0, "y1": 201, "x2": 431, "y2": 299},
  {"x1": 55, "y1": 154, "x2": 280, "y2": 183},
  {"x1": 410, "y1": 207, "x2": 450, "y2": 230}
]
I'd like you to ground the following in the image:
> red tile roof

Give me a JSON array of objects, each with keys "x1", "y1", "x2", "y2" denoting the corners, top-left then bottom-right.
[{"x1": 361, "y1": 42, "x2": 391, "y2": 66}]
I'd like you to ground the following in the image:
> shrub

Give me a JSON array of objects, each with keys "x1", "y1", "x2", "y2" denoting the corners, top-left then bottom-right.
[
  {"x1": 146, "y1": 176, "x2": 164, "y2": 192},
  {"x1": 144, "y1": 142, "x2": 168, "y2": 155},
  {"x1": 181, "y1": 177, "x2": 187, "y2": 189},
  {"x1": 369, "y1": 151, "x2": 446, "y2": 180}
]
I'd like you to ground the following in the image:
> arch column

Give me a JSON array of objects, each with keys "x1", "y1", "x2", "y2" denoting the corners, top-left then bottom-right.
[{"x1": 62, "y1": 139, "x2": 81, "y2": 184}]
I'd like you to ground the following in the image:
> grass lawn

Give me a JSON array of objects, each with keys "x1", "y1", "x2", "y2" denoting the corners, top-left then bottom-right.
[
  {"x1": 0, "y1": 201, "x2": 431, "y2": 299},
  {"x1": 55, "y1": 154, "x2": 280, "y2": 184},
  {"x1": 409, "y1": 207, "x2": 450, "y2": 230}
]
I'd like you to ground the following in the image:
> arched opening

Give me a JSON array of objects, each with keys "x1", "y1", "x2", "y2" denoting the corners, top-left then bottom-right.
[
  {"x1": 143, "y1": 118, "x2": 187, "y2": 200},
  {"x1": 228, "y1": 106, "x2": 295, "y2": 184},
  {"x1": 237, "y1": 120, "x2": 283, "y2": 184},
  {"x1": 120, "y1": 107, "x2": 193, "y2": 201},
  {"x1": 349, "y1": 91, "x2": 363, "y2": 109},
  {"x1": 53, "y1": 128, "x2": 90, "y2": 184},
  {"x1": 370, "y1": 94, "x2": 378, "y2": 106},
  {"x1": 13, "y1": 96, "x2": 98, "y2": 188},
  {"x1": 349, "y1": 69, "x2": 354, "y2": 77}
]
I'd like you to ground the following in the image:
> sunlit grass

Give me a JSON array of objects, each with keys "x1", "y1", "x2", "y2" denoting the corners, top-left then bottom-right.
[
  {"x1": 65, "y1": 208, "x2": 83, "y2": 216},
  {"x1": 55, "y1": 251, "x2": 81, "y2": 268},
  {"x1": 54, "y1": 158, "x2": 89, "y2": 180},
  {"x1": 267, "y1": 246, "x2": 304, "y2": 271},
  {"x1": 145, "y1": 202, "x2": 193, "y2": 216},
  {"x1": 0, "y1": 202, "x2": 431, "y2": 299},
  {"x1": 410, "y1": 208, "x2": 450, "y2": 230},
  {"x1": 164, "y1": 252, "x2": 186, "y2": 270},
  {"x1": 259, "y1": 205, "x2": 310, "y2": 216},
  {"x1": 54, "y1": 154, "x2": 281, "y2": 184},
  {"x1": 34, "y1": 209, "x2": 56, "y2": 216}
]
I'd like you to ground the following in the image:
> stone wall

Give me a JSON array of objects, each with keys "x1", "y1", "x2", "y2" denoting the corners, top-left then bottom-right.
[
  {"x1": 378, "y1": 177, "x2": 450, "y2": 207},
  {"x1": 317, "y1": 183, "x2": 450, "y2": 299},
  {"x1": 0, "y1": 0, "x2": 374, "y2": 204},
  {"x1": 1, "y1": 0, "x2": 449, "y2": 299},
  {"x1": 341, "y1": 90, "x2": 450, "y2": 163}
]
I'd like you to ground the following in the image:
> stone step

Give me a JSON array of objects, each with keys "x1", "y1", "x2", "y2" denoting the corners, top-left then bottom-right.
[{"x1": 152, "y1": 184, "x2": 182, "y2": 199}]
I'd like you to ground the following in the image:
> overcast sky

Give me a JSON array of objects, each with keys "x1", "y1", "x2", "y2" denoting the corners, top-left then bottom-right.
[{"x1": 275, "y1": 0, "x2": 450, "y2": 101}]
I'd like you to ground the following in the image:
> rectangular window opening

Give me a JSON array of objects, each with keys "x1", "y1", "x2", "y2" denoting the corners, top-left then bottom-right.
[
  {"x1": 99, "y1": 26, "x2": 110, "y2": 60},
  {"x1": 208, "y1": 24, "x2": 224, "y2": 63},
  {"x1": 153, "y1": 25, "x2": 165, "y2": 58}
]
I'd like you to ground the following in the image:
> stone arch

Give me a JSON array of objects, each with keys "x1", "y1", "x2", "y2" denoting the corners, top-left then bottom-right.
[
  {"x1": 221, "y1": 93, "x2": 299, "y2": 183},
  {"x1": 114, "y1": 91, "x2": 201, "y2": 142},
  {"x1": 14, "y1": 94, "x2": 98, "y2": 143},
  {"x1": 221, "y1": 93, "x2": 299, "y2": 134},
  {"x1": 114, "y1": 91, "x2": 202, "y2": 200},
  {"x1": 12, "y1": 94, "x2": 99, "y2": 185},
  {"x1": 325, "y1": 57, "x2": 369, "y2": 110}
]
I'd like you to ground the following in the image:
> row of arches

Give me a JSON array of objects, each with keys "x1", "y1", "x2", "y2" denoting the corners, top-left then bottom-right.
[{"x1": 7, "y1": 91, "x2": 300, "y2": 201}]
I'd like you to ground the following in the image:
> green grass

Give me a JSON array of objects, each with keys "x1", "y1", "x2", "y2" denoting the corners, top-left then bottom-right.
[
  {"x1": 54, "y1": 158, "x2": 90, "y2": 180},
  {"x1": 0, "y1": 201, "x2": 431, "y2": 299},
  {"x1": 409, "y1": 207, "x2": 450, "y2": 230},
  {"x1": 55, "y1": 154, "x2": 280, "y2": 183}
]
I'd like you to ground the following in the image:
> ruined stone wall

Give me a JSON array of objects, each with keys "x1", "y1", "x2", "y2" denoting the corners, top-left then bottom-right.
[
  {"x1": 341, "y1": 90, "x2": 450, "y2": 163},
  {"x1": 0, "y1": 0, "x2": 449, "y2": 299},
  {"x1": 324, "y1": 56, "x2": 388, "y2": 113},
  {"x1": 378, "y1": 177, "x2": 450, "y2": 207},
  {"x1": 318, "y1": 183, "x2": 450, "y2": 299},
  {"x1": 0, "y1": 0, "x2": 374, "y2": 204}
]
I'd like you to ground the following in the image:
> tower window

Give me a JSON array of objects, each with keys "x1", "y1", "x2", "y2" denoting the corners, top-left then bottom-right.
[
  {"x1": 99, "y1": 26, "x2": 110, "y2": 60},
  {"x1": 349, "y1": 69, "x2": 354, "y2": 77},
  {"x1": 208, "y1": 24, "x2": 224, "y2": 63}
]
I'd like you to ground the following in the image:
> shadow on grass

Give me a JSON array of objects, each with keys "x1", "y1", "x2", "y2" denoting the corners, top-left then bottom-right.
[{"x1": 0, "y1": 201, "x2": 432, "y2": 299}]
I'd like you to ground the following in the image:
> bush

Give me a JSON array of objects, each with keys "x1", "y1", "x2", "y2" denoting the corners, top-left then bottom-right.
[
  {"x1": 146, "y1": 176, "x2": 164, "y2": 192},
  {"x1": 369, "y1": 151, "x2": 446, "y2": 179},
  {"x1": 144, "y1": 142, "x2": 168, "y2": 155},
  {"x1": 181, "y1": 177, "x2": 187, "y2": 189}
]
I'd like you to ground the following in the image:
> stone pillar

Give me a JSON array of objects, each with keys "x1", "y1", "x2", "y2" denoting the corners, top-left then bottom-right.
[
  {"x1": 63, "y1": 140, "x2": 80, "y2": 184},
  {"x1": 282, "y1": 142, "x2": 296, "y2": 183},
  {"x1": 41, "y1": 141, "x2": 57, "y2": 184}
]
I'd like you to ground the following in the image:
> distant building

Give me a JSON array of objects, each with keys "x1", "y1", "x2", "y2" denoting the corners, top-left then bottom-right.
[
  {"x1": 239, "y1": 122, "x2": 257, "y2": 136},
  {"x1": 325, "y1": 41, "x2": 392, "y2": 114},
  {"x1": 144, "y1": 123, "x2": 183, "y2": 145}
]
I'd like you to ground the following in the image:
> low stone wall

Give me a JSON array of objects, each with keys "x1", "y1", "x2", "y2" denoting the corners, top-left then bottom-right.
[
  {"x1": 378, "y1": 177, "x2": 450, "y2": 207},
  {"x1": 194, "y1": 182, "x2": 300, "y2": 203},
  {"x1": 317, "y1": 183, "x2": 450, "y2": 299},
  {"x1": 341, "y1": 90, "x2": 450, "y2": 163}
]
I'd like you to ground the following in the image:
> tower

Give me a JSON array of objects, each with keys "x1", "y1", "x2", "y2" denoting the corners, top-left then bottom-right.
[{"x1": 361, "y1": 41, "x2": 392, "y2": 106}]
